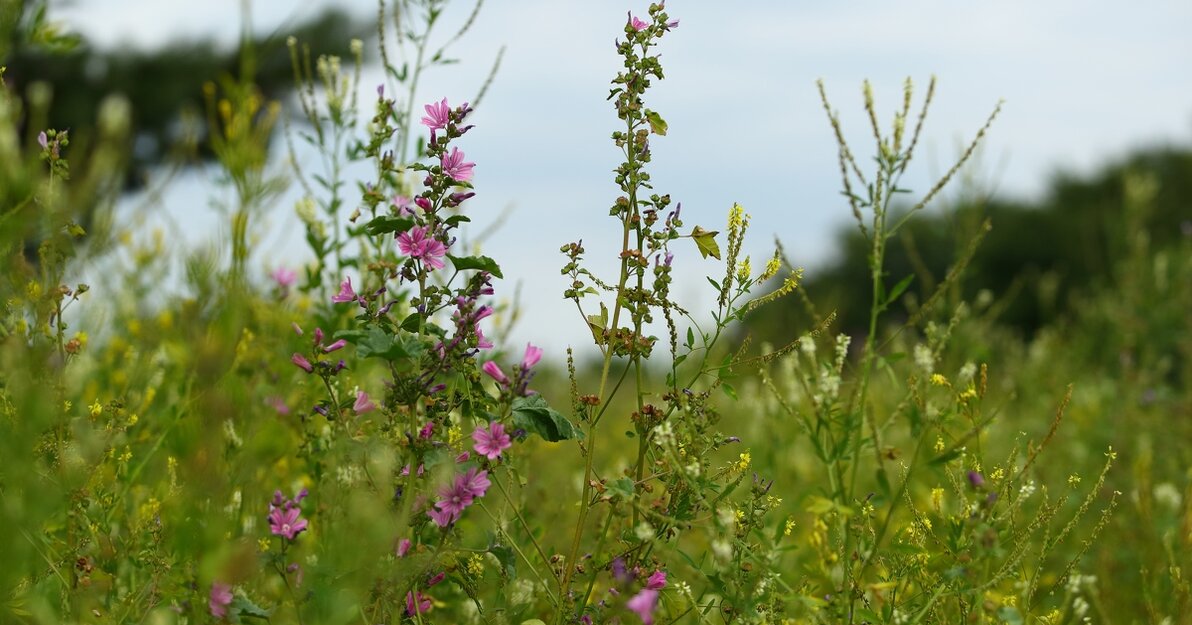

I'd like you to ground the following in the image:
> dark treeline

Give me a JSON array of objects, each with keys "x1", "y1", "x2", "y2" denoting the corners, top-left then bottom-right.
[
  {"x1": 2, "y1": 1, "x2": 367, "y2": 188},
  {"x1": 745, "y1": 145, "x2": 1192, "y2": 345}
]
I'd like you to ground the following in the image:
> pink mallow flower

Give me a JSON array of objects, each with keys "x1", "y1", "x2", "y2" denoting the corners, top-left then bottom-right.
[
  {"x1": 397, "y1": 226, "x2": 449, "y2": 270},
  {"x1": 268, "y1": 499, "x2": 309, "y2": 541},
  {"x1": 209, "y1": 582, "x2": 234, "y2": 619},
  {"x1": 629, "y1": 14, "x2": 650, "y2": 31},
  {"x1": 472, "y1": 422, "x2": 512, "y2": 460},
  {"x1": 271, "y1": 266, "x2": 297, "y2": 288},
  {"x1": 396, "y1": 538, "x2": 412, "y2": 558},
  {"x1": 646, "y1": 569, "x2": 667, "y2": 590},
  {"x1": 626, "y1": 588, "x2": 660, "y2": 625},
  {"x1": 406, "y1": 591, "x2": 432, "y2": 616},
  {"x1": 459, "y1": 467, "x2": 491, "y2": 498},
  {"x1": 332, "y1": 276, "x2": 357, "y2": 303},
  {"x1": 441, "y1": 146, "x2": 475, "y2": 182},
  {"x1": 521, "y1": 343, "x2": 543, "y2": 370},
  {"x1": 353, "y1": 390, "x2": 376, "y2": 414},
  {"x1": 420, "y1": 98, "x2": 451, "y2": 131},
  {"x1": 291, "y1": 353, "x2": 314, "y2": 373},
  {"x1": 481, "y1": 361, "x2": 508, "y2": 385},
  {"x1": 427, "y1": 469, "x2": 490, "y2": 527}
]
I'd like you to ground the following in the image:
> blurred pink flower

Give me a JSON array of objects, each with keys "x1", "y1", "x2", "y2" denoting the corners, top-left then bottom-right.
[
  {"x1": 392, "y1": 195, "x2": 414, "y2": 216},
  {"x1": 405, "y1": 590, "x2": 432, "y2": 616},
  {"x1": 396, "y1": 537, "x2": 412, "y2": 557},
  {"x1": 271, "y1": 266, "x2": 297, "y2": 288},
  {"x1": 459, "y1": 467, "x2": 491, "y2": 498},
  {"x1": 646, "y1": 569, "x2": 667, "y2": 590},
  {"x1": 209, "y1": 582, "x2": 233, "y2": 619},
  {"x1": 629, "y1": 14, "x2": 649, "y2": 31},
  {"x1": 472, "y1": 422, "x2": 512, "y2": 460},
  {"x1": 441, "y1": 147, "x2": 475, "y2": 182},
  {"x1": 626, "y1": 588, "x2": 660, "y2": 624},
  {"x1": 420, "y1": 98, "x2": 451, "y2": 131},
  {"x1": 353, "y1": 390, "x2": 376, "y2": 414},
  {"x1": 332, "y1": 277, "x2": 357, "y2": 303}
]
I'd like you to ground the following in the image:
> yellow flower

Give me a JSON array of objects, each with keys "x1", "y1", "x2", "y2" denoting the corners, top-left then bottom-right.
[{"x1": 89, "y1": 400, "x2": 103, "y2": 418}]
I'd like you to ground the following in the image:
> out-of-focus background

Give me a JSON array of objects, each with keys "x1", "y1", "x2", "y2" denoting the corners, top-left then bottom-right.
[{"x1": 8, "y1": 0, "x2": 1192, "y2": 352}]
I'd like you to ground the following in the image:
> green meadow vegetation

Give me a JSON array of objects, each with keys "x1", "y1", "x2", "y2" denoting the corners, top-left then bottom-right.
[{"x1": 1, "y1": 2, "x2": 1189, "y2": 624}]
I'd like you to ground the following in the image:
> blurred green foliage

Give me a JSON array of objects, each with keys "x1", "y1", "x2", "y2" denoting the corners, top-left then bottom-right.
[{"x1": 748, "y1": 146, "x2": 1192, "y2": 343}]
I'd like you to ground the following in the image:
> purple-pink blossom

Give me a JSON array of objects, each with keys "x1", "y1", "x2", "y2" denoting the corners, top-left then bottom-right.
[
  {"x1": 521, "y1": 343, "x2": 543, "y2": 370},
  {"x1": 406, "y1": 591, "x2": 432, "y2": 616},
  {"x1": 629, "y1": 14, "x2": 650, "y2": 31},
  {"x1": 472, "y1": 422, "x2": 512, "y2": 460},
  {"x1": 332, "y1": 277, "x2": 357, "y2": 303},
  {"x1": 459, "y1": 467, "x2": 491, "y2": 498},
  {"x1": 420, "y1": 98, "x2": 451, "y2": 131},
  {"x1": 271, "y1": 266, "x2": 297, "y2": 288},
  {"x1": 646, "y1": 569, "x2": 667, "y2": 590},
  {"x1": 482, "y1": 361, "x2": 508, "y2": 385},
  {"x1": 209, "y1": 582, "x2": 233, "y2": 619},
  {"x1": 427, "y1": 469, "x2": 489, "y2": 527},
  {"x1": 393, "y1": 195, "x2": 414, "y2": 216},
  {"x1": 268, "y1": 492, "x2": 309, "y2": 541},
  {"x1": 397, "y1": 226, "x2": 449, "y2": 270},
  {"x1": 291, "y1": 353, "x2": 314, "y2": 373},
  {"x1": 626, "y1": 588, "x2": 660, "y2": 624},
  {"x1": 396, "y1": 538, "x2": 412, "y2": 557},
  {"x1": 441, "y1": 146, "x2": 475, "y2": 182},
  {"x1": 353, "y1": 390, "x2": 376, "y2": 414}
]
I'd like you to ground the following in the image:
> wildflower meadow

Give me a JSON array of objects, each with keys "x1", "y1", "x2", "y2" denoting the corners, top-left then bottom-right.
[{"x1": 1, "y1": 2, "x2": 1190, "y2": 624}]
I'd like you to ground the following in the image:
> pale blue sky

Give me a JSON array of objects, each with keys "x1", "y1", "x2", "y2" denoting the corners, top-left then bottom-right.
[{"x1": 59, "y1": 0, "x2": 1192, "y2": 355}]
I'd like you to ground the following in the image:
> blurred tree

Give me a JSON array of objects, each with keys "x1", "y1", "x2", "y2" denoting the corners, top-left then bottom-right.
[{"x1": 2, "y1": 0, "x2": 368, "y2": 189}]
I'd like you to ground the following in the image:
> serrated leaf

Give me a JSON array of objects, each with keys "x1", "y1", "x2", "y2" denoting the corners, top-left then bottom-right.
[
  {"x1": 511, "y1": 395, "x2": 582, "y2": 442},
  {"x1": 336, "y1": 326, "x2": 423, "y2": 361},
  {"x1": 230, "y1": 595, "x2": 272, "y2": 621},
  {"x1": 644, "y1": 109, "x2": 668, "y2": 136},
  {"x1": 690, "y1": 226, "x2": 721, "y2": 259},
  {"x1": 447, "y1": 255, "x2": 504, "y2": 278},
  {"x1": 608, "y1": 477, "x2": 636, "y2": 500},
  {"x1": 365, "y1": 215, "x2": 415, "y2": 236}
]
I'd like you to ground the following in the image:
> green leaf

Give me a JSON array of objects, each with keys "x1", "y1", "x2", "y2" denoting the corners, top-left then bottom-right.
[
  {"x1": 685, "y1": 327, "x2": 695, "y2": 348},
  {"x1": 644, "y1": 109, "x2": 668, "y2": 136},
  {"x1": 447, "y1": 254, "x2": 504, "y2": 278},
  {"x1": 608, "y1": 477, "x2": 636, "y2": 500},
  {"x1": 512, "y1": 395, "x2": 582, "y2": 442},
  {"x1": 365, "y1": 215, "x2": 415, "y2": 236},
  {"x1": 230, "y1": 595, "x2": 272, "y2": 621},
  {"x1": 996, "y1": 606, "x2": 1024, "y2": 625},
  {"x1": 444, "y1": 215, "x2": 472, "y2": 227},
  {"x1": 721, "y1": 382, "x2": 738, "y2": 400},
  {"x1": 883, "y1": 274, "x2": 914, "y2": 307},
  {"x1": 690, "y1": 226, "x2": 721, "y2": 260},
  {"x1": 489, "y1": 544, "x2": 517, "y2": 579},
  {"x1": 336, "y1": 326, "x2": 423, "y2": 361}
]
